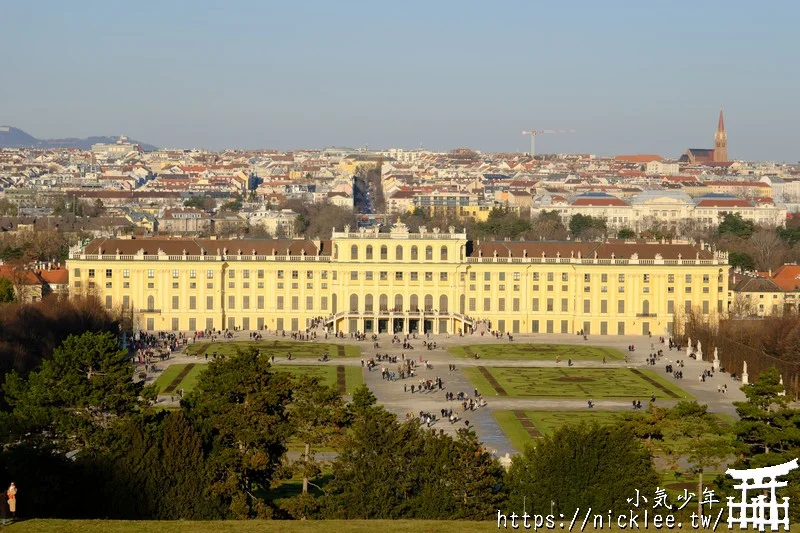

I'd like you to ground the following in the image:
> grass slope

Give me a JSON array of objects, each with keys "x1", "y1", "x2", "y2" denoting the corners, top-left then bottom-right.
[
  {"x1": 9, "y1": 520, "x2": 764, "y2": 533},
  {"x1": 9, "y1": 520, "x2": 495, "y2": 533}
]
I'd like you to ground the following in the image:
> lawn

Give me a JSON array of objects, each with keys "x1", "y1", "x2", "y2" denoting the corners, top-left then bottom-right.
[
  {"x1": 10, "y1": 520, "x2": 497, "y2": 533},
  {"x1": 463, "y1": 367, "x2": 692, "y2": 400},
  {"x1": 495, "y1": 409, "x2": 734, "y2": 452},
  {"x1": 153, "y1": 364, "x2": 205, "y2": 394},
  {"x1": 8, "y1": 520, "x2": 762, "y2": 533},
  {"x1": 449, "y1": 343, "x2": 625, "y2": 361},
  {"x1": 274, "y1": 364, "x2": 364, "y2": 395},
  {"x1": 184, "y1": 340, "x2": 360, "y2": 359},
  {"x1": 154, "y1": 363, "x2": 363, "y2": 395},
  {"x1": 494, "y1": 410, "x2": 624, "y2": 451}
]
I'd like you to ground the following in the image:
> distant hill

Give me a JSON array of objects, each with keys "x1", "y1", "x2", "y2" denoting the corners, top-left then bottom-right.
[{"x1": 0, "y1": 126, "x2": 157, "y2": 151}]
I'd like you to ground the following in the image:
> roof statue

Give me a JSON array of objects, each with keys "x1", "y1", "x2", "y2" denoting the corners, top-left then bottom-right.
[{"x1": 390, "y1": 220, "x2": 409, "y2": 234}]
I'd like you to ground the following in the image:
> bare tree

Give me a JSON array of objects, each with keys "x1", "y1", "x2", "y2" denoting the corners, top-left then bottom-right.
[{"x1": 750, "y1": 229, "x2": 786, "y2": 270}]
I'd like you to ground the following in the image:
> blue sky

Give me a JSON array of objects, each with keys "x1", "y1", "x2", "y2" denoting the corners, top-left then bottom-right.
[{"x1": 2, "y1": 1, "x2": 798, "y2": 161}]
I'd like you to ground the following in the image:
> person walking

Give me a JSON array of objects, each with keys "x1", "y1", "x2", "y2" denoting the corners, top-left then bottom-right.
[{"x1": 6, "y1": 482, "x2": 16, "y2": 520}]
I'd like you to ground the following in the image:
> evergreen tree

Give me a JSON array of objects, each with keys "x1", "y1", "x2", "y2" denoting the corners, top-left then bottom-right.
[
  {"x1": 0, "y1": 277, "x2": 14, "y2": 303},
  {"x1": 660, "y1": 401, "x2": 733, "y2": 517},
  {"x1": 286, "y1": 374, "x2": 346, "y2": 496},
  {"x1": 159, "y1": 411, "x2": 216, "y2": 518},
  {"x1": 323, "y1": 397, "x2": 505, "y2": 520},
  {"x1": 731, "y1": 368, "x2": 800, "y2": 519},
  {"x1": 505, "y1": 422, "x2": 659, "y2": 516},
  {"x1": 3, "y1": 331, "x2": 142, "y2": 449},
  {"x1": 182, "y1": 347, "x2": 293, "y2": 518}
]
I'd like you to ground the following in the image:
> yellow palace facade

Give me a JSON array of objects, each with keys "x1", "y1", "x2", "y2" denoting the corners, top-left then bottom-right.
[{"x1": 67, "y1": 222, "x2": 729, "y2": 336}]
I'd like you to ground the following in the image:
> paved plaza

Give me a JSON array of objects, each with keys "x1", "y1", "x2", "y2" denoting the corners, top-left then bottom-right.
[{"x1": 143, "y1": 330, "x2": 747, "y2": 458}]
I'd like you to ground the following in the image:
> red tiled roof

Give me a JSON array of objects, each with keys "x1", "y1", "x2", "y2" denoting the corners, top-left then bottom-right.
[
  {"x1": 81, "y1": 238, "x2": 331, "y2": 257},
  {"x1": 572, "y1": 198, "x2": 628, "y2": 206},
  {"x1": 38, "y1": 268, "x2": 69, "y2": 285},
  {"x1": 769, "y1": 265, "x2": 800, "y2": 291},
  {"x1": 470, "y1": 240, "x2": 713, "y2": 260},
  {"x1": 695, "y1": 199, "x2": 751, "y2": 207},
  {"x1": 704, "y1": 181, "x2": 763, "y2": 187},
  {"x1": 0, "y1": 266, "x2": 43, "y2": 285},
  {"x1": 614, "y1": 154, "x2": 663, "y2": 163}
]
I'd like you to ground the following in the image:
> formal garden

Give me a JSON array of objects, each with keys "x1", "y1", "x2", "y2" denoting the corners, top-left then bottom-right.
[
  {"x1": 184, "y1": 340, "x2": 361, "y2": 359},
  {"x1": 155, "y1": 362, "x2": 363, "y2": 395},
  {"x1": 448, "y1": 343, "x2": 625, "y2": 361},
  {"x1": 463, "y1": 366, "x2": 691, "y2": 399}
]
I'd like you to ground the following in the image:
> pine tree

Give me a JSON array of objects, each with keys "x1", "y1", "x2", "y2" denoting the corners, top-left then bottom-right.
[
  {"x1": 505, "y1": 422, "x2": 659, "y2": 516},
  {"x1": 182, "y1": 346, "x2": 293, "y2": 518},
  {"x1": 732, "y1": 368, "x2": 800, "y2": 519},
  {"x1": 285, "y1": 374, "x2": 346, "y2": 496}
]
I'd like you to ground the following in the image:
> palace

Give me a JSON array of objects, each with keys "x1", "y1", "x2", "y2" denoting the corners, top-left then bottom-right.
[{"x1": 67, "y1": 222, "x2": 729, "y2": 337}]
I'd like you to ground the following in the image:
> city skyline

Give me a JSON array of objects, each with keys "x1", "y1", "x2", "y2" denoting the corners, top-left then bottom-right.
[{"x1": 2, "y1": 1, "x2": 798, "y2": 161}]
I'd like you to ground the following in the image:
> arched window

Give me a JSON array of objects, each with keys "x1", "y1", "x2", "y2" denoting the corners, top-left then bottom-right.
[
  {"x1": 379, "y1": 294, "x2": 388, "y2": 312},
  {"x1": 365, "y1": 245, "x2": 373, "y2": 260},
  {"x1": 394, "y1": 294, "x2": 403, "y2": 312},
  {"x1": 410, "y1": 294, "x2": 419, "y2": 312},
  {"x1": 642, "y1": 300, "x2": 650, "y2": 315},
  {"x1": 459, "y1": 294, "x2": 465, "y2": 314},
  {"x1": 350, "y1": 245, "x2": 358, "y2": 260},
  {"x1": 425, "y1": 246, "x2": 433, "y2": 260},
  {"x1": 439, "y1": 294, "x2": 448, "y2": 312},
  {"x1": 333, "y1": 244, "x2": 338, "y2": 259},
  {"x1": 147, "y1": 295, "x2": 155, "y2": 311},
  {"x1": 365, "y1": 294, "x2": 374, "y2": 312},
  {"x1": 411, "y1": 246, "x2": 418, "y2": 260},
  {"x1": 380, "y1": 245, "x2": 388, "y2": 260},
  {"x1": 424, "y1": 294, "x2": 433, "y2": 312},
  {"x1": 349, "y1": 294, "x2": 359, "y2": 312},
  {"x1": 395, "y1": 245, "x2": 403, "y2": 261},
  {"x1": 332, "y1": 294, "x2": 338, "y2": 313},
  {"x1": 440, "y1": 246, "x2": 448, "y2": 261}
]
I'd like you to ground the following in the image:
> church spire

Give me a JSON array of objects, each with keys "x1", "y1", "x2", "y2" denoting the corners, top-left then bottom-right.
[{"x1": 714, "y1": 108, "x2": 728, "y2": 163}]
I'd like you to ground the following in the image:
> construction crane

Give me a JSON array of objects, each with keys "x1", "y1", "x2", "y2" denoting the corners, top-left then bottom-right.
[{"x1": 521, "y1": 129, "x2": 575, "y2": 158}]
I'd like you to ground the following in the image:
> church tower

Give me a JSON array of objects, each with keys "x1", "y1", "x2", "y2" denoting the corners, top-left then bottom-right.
[{"x1": 714, "y1": 108, "x2": 727, "y2": 162}]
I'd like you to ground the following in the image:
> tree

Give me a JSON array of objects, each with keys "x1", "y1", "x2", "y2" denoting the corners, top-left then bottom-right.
[
  {"x1": 221, "y1": 195, "x2": 243, "y2": 211},
  {"x1": 95, "y1": 411, "x2": 218, "y2": 519},
  {"x1": 530, "y1": 210, "x2": 568, "y2": 240},
  {"x1": 617, "y1": 228, "x2": 636, "y2": 239},
  {"x1": 718, "y1": 213, "x2": 755, "y2": 238},
  {"x1": 660, "y1": 401, "x2": 734, "y2": 517},
  {"x1": 569, "y1": 214, "x2": 607, "y2": 239},
  {"x1": 505, "y1": 422, "x2": 658, "y2": 516},
  {"x1": 0, "y1": 198, "x2": 17, "y2": 216},
  {"x1": 472, "y1": 208, "x2": 532, "y2": 240},
  {"x1": 0, "y1": 294, "x2": 119, "y2": 380},
  {"x1": 750, "y1": 229, "x2": 786, "y2": 270},
  {"x1": 286, "y1": 375, "x2": 346, "y2": 495},
  {"x1": 157, "y1": 411, "x2": 216, "y2": 518},
  {"x1": 3, "y1": 331, "x2": 142, "y2": 449},
  {"x1": 322, "y1": 394, "x2": 505, "y2": 520},
  {"x1": 182, "y1": 347, "x2": 293, "y2": 518},
  {"x1": 731, "y1": 368, "x2": 800, "y2": 520},
  {"x1": 0, "y1": 277, "x2": 14, "y2": 303},
  {"x1": 729, "y1": 251, "x2": 756, "y2": 271},
  {"x1": 183, "y1": 196, "x2": 215, "y2": 210}
]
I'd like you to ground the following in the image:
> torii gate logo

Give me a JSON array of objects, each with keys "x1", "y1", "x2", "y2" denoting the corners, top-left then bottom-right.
[{"x1": 727, "y1": 459, "x2": 798, "y2": 531}]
